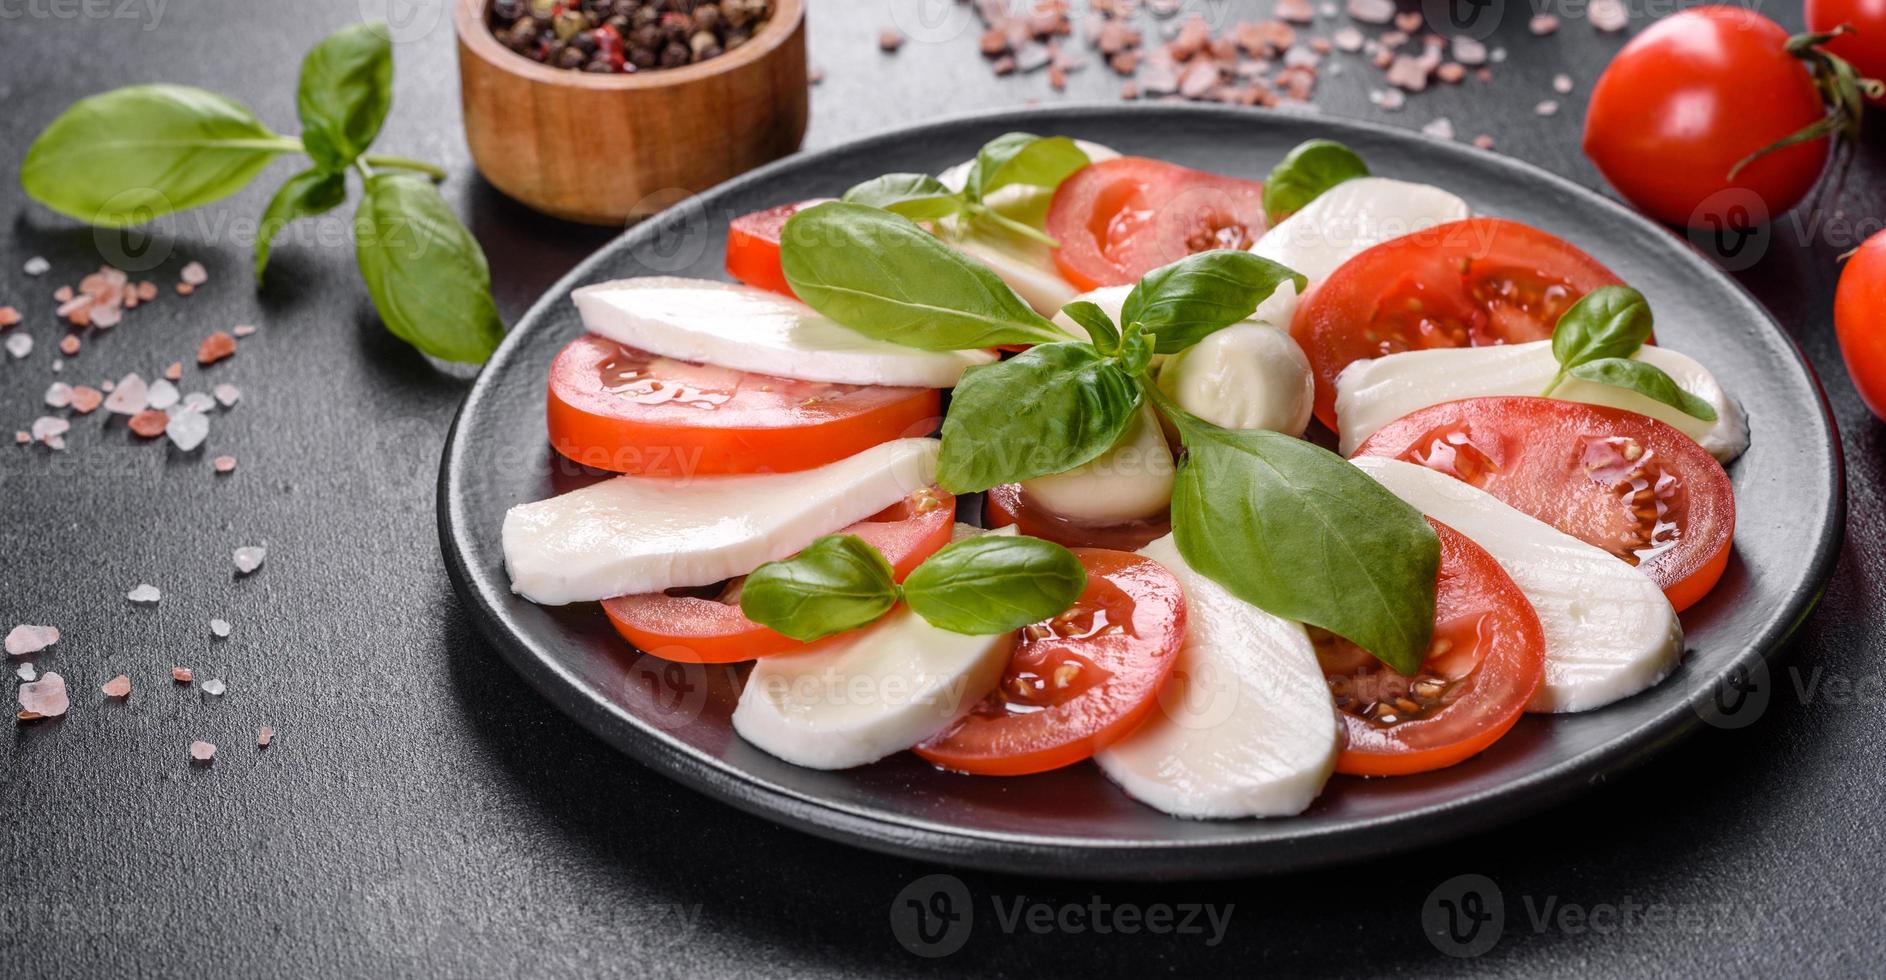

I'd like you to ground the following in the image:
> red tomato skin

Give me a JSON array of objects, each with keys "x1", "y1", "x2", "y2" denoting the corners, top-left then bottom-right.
[
  {"x1": 725, "y1": 199, "x2": 829, "y2": 297},
  {"x1": 1808, "y1": 0, "x2": 1886, "y2": 106},
  {"x1": 1836, "y1": 231, "x2": 1886, "y2": 419},
  {"x1": 1583, "y1": 7, "x2": 1830, "y2": 228},
  {"x1": 1046, "y1": 157, "x2": 1267, "y2": 291},
  {"x1": 546, "y1": 335, "x2": 940, "y2": 476},
  {"x1": 982, "y1": 483, "x2": 1171, "y2": 551}
]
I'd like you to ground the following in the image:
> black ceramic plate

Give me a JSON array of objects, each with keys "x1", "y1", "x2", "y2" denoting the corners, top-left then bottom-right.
[{"x1": 439, "y1": 105, "x2": 1843, "y2": 880}]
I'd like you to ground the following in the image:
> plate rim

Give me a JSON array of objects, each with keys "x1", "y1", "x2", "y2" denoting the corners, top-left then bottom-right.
[{"x1": 438, "y1": 102, "x2": 1847, "y2": 880}]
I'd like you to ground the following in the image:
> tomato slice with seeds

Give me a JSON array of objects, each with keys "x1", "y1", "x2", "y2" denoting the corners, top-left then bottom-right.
[
  {"x1": 914, "y1": 548, "x2": 1186, "y2": 776},
  {"x1": 1318, "y1": 519, "x2": 1545, "y2": 776},
  {"x1": 1045, "y1": 157, "x2": 1268, "y2": 291},
  {"x1": 602, "y1": 488, "x2": 956, "y2": 664},
  {"x1": 982, "y1": 483, "x2": 1171, "y2": 552},
  {"x1": 1291, "y1": 218, "x2": 1626, "y2": 428},
  {"x1": 547, "y1": 334, "x2": 940, "y2": 476},
  {"x1": 725, "y1": 199, "x2": 831, "y2": 297},
  {"x1": 1353, "y1": 396, "x2": 1735, "y2": 612}
]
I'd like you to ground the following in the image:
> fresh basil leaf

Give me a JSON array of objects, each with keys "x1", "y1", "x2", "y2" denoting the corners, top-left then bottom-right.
[
  {"x1": 1116, "y1": 326, "x2": 1155, "y2": 377},
  {"x1": 841, "y1": 173, "x2": 966, "y2": 222},
  {"x1": 254, "y1": 168, "x2": 348, "y2": 280},
  {"x1": 21, "y1": 84, "x2": 292, "y2": 226},
  {"x1": 354, "y1": 173, "x2": 505, "y2": 363},
  {"x1": 1550, "y1": 285, "x2": 1653, "y2": 371},
  {"x1": 1165, "y1": 411, "x2": 1438, "y2": 675},
  {"x1": 968, "y1": 133, "x2": 1090, "y2": 200},
  {"x1": 1121, "y1": 250, "x2": 1308, "y2": 354},
  {"x1": 739, "y1": 534, "x2": 901, "y2": 642},
  {"x1": 297, "y1": 22, "x2": 394, "y2": 172},
  {"x1": 937, "y1": 342, "x2": 1141, "y2": 493},
  {"x1": 780, "y1": 202, "x2": 1066, "y2": 349},
  {"x1": 1567, "y1": 357, "x2": 1720, "y2": 422},
  {"x1": 904, "y1": 535, "x2": 1087, "y2": 634},
  {"x1": 1262, "y1": 139, "x2": 1369, "y2": 225},
  {"x1": 1060, "y1": 300, "x2": 1119, "y2": 351}
]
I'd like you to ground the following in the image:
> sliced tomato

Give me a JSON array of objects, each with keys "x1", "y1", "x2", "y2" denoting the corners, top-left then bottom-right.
[
  {"x1": 1318, "y1": 519, "x2": 1545, "y2": 777},
  {"x1": 547, "y1": 334, "x2": 940, "y2": 476},
  {"x1": 602, "y1": 487, "x2": 955, "y2": 663},
  {"x1": 914, "y1": 549, "x2": 1186, "y2": 776},
  {"x1": 1353, "y1": 396, "x2": 1736, "y2": 612},
  {"x1": 982, "y1": 483, "x2": 1170, "y2": 551},
  {"x1": 725, "y1": 199, "x2": 830, "y2": 297},
  {"x1": 1291, "y1": 218, "x2": 1625, "y2": 428},
  {"x1": 1045, "y1": 157, "x2": 1268, "y2": 291}
]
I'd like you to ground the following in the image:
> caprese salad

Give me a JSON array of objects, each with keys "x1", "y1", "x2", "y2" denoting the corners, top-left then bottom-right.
[{"x1": 501, "y1": 133, "x2": 1745, "y2": 820}]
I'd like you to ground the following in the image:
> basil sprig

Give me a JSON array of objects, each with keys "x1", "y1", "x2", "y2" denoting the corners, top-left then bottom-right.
[
  {"x1": 1262, "y1": 139, "x2": 1369, "y2": 225},
  {"x1": 840, "y1": 132, "x2": 1089, "y2": 246},
  {"x1": 20, "y1": 23, "x2": 503, "y2": 364},
  {"x1": 740, "y1": 533, "x2": 1086, "y2": 641},
  {"x1": 1541, "y1": 286, "x2": 1718, "y2": 421},
  {"x1": 780, "y1": 202, "x2": 1069, "y2": 349},
  {"x1": 1150, "y1": 385, "x2": 1439, "y2": 676}
]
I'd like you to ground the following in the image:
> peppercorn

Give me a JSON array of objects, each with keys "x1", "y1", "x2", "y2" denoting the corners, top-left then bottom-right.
[
  {"x1": 490, "y1": 0, "x2": 770, "y2": 73},
  {"x1": 556, "y1": 44, "x2": 588, "y2": 69},
  {"x1": 659, "y1": 40, "x2": 689, "y2": 67}
]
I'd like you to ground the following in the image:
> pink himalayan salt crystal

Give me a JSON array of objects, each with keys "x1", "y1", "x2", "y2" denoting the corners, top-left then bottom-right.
[
  {"x1": 101, "y1": 674, "x2": 131, "y2": 698},
  {"x1": 171, "y1": 666, "x2": 193, "y2": 684},
  {"x1": 233, "y1": 546, "x2": 266, "y2": 575},
  {"x1": 6, "y1": 625, "x2": 60, "y2": 657},
  {"x1": 1588, "y1": 0, "x2": 1628, "y2": 32},
  {"x1": 232, "y1": 324, "x2": 257, "y2": 338},
  {"x1": 213, "y1": 455, "x2": 237, "y2": 474},
  {"x1": 180, "y1": 261, "x2": 208, "y2": 286},
  {"x1": 190, "y1": 740, "x2": 217, "y2": 762},
  {"x1": 127, "y1": 584, "x2": 161, "y2": 605},
  {"x1": 18, "y1": 672, "x2": 69, "y2": 719},
  {"x1": 200, "y1": 677, "x2": 227, "y2": 696},
  {"x1": 213, "y1": 384, "x2": 240, "y2": 408},
  {"x1": 104, "y1": 373, "x2": 149, "y2": 415},
  {"x1": 1346, "y1": 0, "x2": 1394, "y2": 24},
  {"x1": 16, "y1": 663, "x2": 36, "y2": 682},
  {"x1": 257, "y1": 726, "x2": 273, "y2": 747}
]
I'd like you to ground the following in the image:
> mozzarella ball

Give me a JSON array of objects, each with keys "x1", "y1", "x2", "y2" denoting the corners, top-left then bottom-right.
[
  {"x1": 1020, "y1": 402, "x2": 1174, "y2": 523},
  {"x1": 1156, "y1": 324, "x2": 1314, "y2": 436}
]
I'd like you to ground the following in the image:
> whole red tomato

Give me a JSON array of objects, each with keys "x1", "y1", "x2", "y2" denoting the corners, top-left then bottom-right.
[
  {"x1": 1808, "y1": 0, "x2": 1886, "y2": 105},
  {"x1": 1584, "y1": 7, "x2": 1831, "y2": 228},
  {"x1": 1836, "y1": 231, "x2": 1886, "y2": 419}
]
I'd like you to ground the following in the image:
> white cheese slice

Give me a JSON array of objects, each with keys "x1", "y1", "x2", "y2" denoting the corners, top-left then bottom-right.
[
  {"x1": 571, "y1": 277, "x2": 993, "y2": 388},
  {"x1": 1156, "y1": 323, "x2": 1314, "y2": 435},
  {"x1": 1334, "y1": 340, "x2": 1748, "y2": 462},
  {"x1": 1249, "y1": 177, "x2": 1471, "y2": 327},
  {"x1": 733, "y1": 605, "x2": 1012, "y2": 769},
  {"x1": 503, "y1": 438, "x2": 940, "y2": 605},
  {"x1": 1019, "y1": 401, "x2": 1175, "y2": 524},
  {"x1": 1352, "y1": 457, "x2": 1684, "y2": 713},
  {"x1": 1094, "y1": 534, "x2": 1339, "y2": 819}
]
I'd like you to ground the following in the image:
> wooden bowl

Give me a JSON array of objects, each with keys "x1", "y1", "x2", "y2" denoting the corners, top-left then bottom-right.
[{"x1": 454, "y1": 0, "x2": 808, "y2": 226}]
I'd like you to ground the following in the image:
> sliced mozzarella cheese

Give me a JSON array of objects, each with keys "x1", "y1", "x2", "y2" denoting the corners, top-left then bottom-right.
[
  {"x1": 934, "y1": 140, "x2": 1120, "y2": 317},
  {"x1": 503, "y1": 438, "x2": 939, "y2": 605},
  {"x1": 733, "y1": 605, "x2": 1012, "y2": 769},
  {"x1": 1352, "y1": 457, "x2": 1684, "y2": 713},
  {"x1": 1333, "y1": 340, "x2": 1749, "y2": 462},
  {"x1": 1020, "y1": 402, "x2": 1175, "y2": 523},
  {"x1": 1094, "y1": 535, "x2": 1339, "y2": 819},
  {"x1": 1250, "y1": 177, "x2": 1471, "y2": 327},
  {"x1": 571, "y1": 277, "x2": 993, "y2": 388},
  {"x1": 1156, "y1": 323, "x2": 1314, "y2": 435}
]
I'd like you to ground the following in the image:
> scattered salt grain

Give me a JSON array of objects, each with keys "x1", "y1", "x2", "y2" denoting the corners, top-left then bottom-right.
[
  {"x1": 53, "y1": 286, "x2": 72, "y2": 303},
  {"x1": 1472, "y1": 134, "x2": 1496, "y2": 150},
  {"x1": 23, "y1": 257, "x2": 49, "y2": 276},
  {"x1": 104, "y1": 373, "x2": 149, "y2": 415},
  {"x1": 137, "y1": 281, "x2": 157, "y2": 301},
  {"x1": 6, "y1": 333, "x2": 32, "y2": 359},
  {"x1": 210, "y1": 618, "x2": 231, "y2": 638},
  {"x1": 127, "y1": 584, "x2": 161, "y2": 605},
  {"x1": 164, "y1": 361, "x2": 183, "y2": 381},
  {"x1": 257, "y1": 726, "x2": 273, "y2": 747},
  {"x1": 233, "y1": 546, "x2": 266, "y2": 575},
  {"x1": 213, "y1": 455, "x2": 237, "y2": 474},
  {"x1": 16, "y1": 663, "x2": 36, "y2": 681},
  {"x1": 58, "y1": 336, "x2": 79, "y2": 356},
  {"x1": 69, "y1": 386, "x2": 102, "y2": 414},
  {"x1": 89, "y1": 305, "x2": 121, "y2": 329},
  {"x1": 197, "y1": 331, "x2": 236, "y2": 366},
  {"x1": 180, "y1": 261, "x2": 208, "y2": 286},
  {"x1": 166, "y1": 410, "x2": 209, "y2": 451},
  {"x1": 189, "y1": 740, "x2": 216, "y2": 762},
  {"x1": 1422, "y1": 117, "x2": 1456, "y2": 140},
  {"x1": 175, "y1": 283, "x2": 194, "y2": 297},
  {"x1": 1588, "y1": 0, "x2": 1628, "y2": 32},
  {"x1": 1369, "y1": 88, "x2": 1407, "y2": 110},
  {"x1": 232, "y1": 324, "x2": 257, "y2": 338},
  {"x1": 180, "y1": 392, "x2": 216, "y2": 414},
  {"x1": 1489, "y1": 47, "x2": 1506, "y2": 63},
  {"x1": 1346, "y1": 0, "x2": 1394, "y2": 24},
  {"x1": 1535, "y1": 100, "x2": 1560, "y2": 116},
  {"x1": 0, "y1": 307, "x2": 19, "y2": 326},
  {"x1": 17, "y1": 673, "x2": 68, "y2": 720},
  {"x1": 1451, "y1": 36, "x2": 1486, "y2": 66},
  {"x1": 1553, "y1": 73, "x2": 1574, "y2": 94},
  {"x1": 31, "y1": 416, "x2": 69, "y2": 447},
  {"x1": 101, "y1": 674, "x2": 131, "y2": 698},
  {"x1": 44, "y1": 383, "x2": 72, "y2": 408},
  {"x1": 5, "y1": 625, "x2": 59, "y2": 657},
  {"x1": 12, "y1": 431, "x2": 27, "y2": 445},
  {"x1": 201, "y1": 677, "x2": 226, "y2": 696},
  {"x1": 1333, "y1": 26, "x2": 1363, "y2": 52},
  {"x1": 172, "y1": 667, "x2": 193, "y2": 683},
  {"x1": 128, "y1": 410, "x2": 168, "y2": 439},
  {"x1": 212, "y1": 383, "x2": 241, "y2": 408},
  {"x1": 146, "y1": 378, "x2": 180, "y2": 410},
  {"x1": 1529, "y1": 14, "x2": 1560, "y2": 35}
]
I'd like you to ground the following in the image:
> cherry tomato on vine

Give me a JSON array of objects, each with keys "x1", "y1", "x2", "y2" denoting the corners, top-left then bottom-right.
[
  {"x1": 1836, "y1": 230, "x2": 1886, "y2": 419},
  {"x1": 1807, "y1": 0, "x2": 1886, "y2": 106}
]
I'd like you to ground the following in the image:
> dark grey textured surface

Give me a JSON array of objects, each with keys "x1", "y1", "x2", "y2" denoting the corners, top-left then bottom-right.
[{"x1": 2, "y1": 1, "x2": 1883, "y2": 976}]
